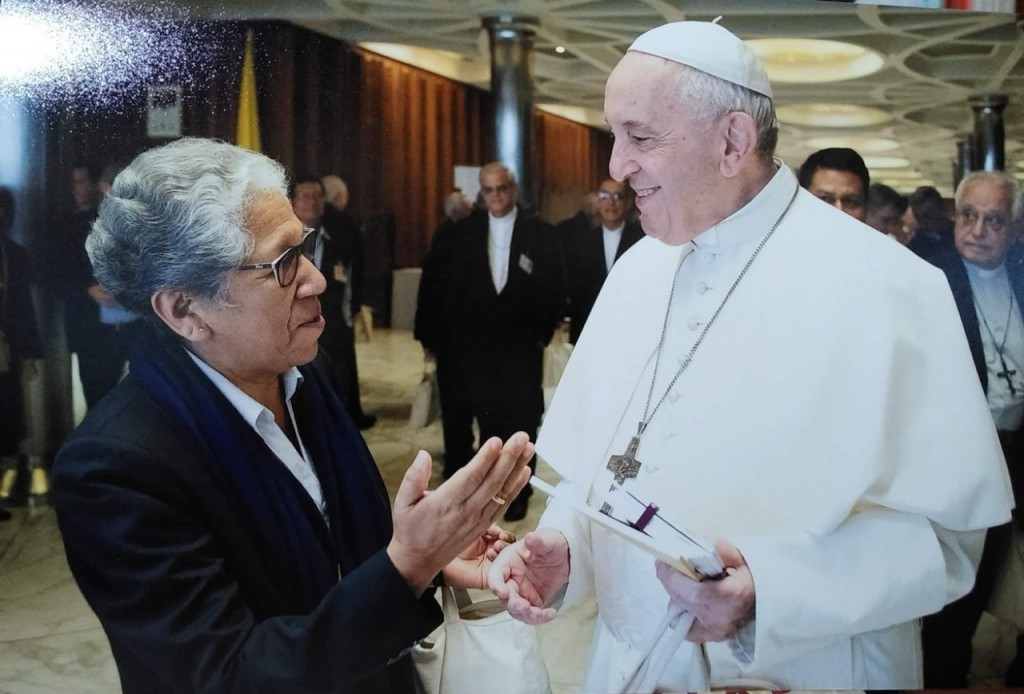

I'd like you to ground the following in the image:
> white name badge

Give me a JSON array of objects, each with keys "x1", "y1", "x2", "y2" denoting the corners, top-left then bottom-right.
[{"x1": 518, "y1": 253, "x2": 533, "y2": 274}]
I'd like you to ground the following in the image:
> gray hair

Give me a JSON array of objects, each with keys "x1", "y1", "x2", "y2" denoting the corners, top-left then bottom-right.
[
  {"x1": 321, "y1": 174, "x2": 348, "y2": 202},
  {"x1": 479, "y1": 162, "x2": 517, "y2": 186},
  {"x1": 955, "y1": 170, "x2": 1023, "y2": 222},
  {"x1": 86, "y1": 138, "x2": 288, "y2": 319},
  {"x1": 443, "y1": 191, "x2": 470, "y2": 219},
  {"x1": 670, "y1": 65, "x2": 778, "y2": 159}
]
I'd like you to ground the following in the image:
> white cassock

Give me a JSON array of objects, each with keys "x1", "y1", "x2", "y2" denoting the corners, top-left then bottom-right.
[{"x1": 536, "y1": 165, "x2": 1014, "y2": 691}]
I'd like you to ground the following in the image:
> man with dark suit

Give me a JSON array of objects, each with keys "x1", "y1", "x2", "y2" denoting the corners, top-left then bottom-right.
[
  {"x1": 0, "y1": 188, "x2": 43, "y2": 517},
  {"x1": 55, "y1": 163, "x2": 136, "y2": 408},
  {"x1": 562, "y1": 178, "x2": 643, "y2": 344},
  {"x1": 916, "y1": 169, "x2": 1024, "y2": 689},
  {"x1": 415, "y1": 192, "x2": 475, "y2": 479},
  {"x1": 291, "y1": 176, "x2": 374, "y2": 429},
  {"x1": 416, "y1": 163, "x2": 564, "y2": 521}
]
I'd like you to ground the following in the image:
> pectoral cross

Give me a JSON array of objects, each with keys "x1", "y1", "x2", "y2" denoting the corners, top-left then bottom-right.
[
  {"x1": 607, "y1": 436, "x2": 642, "y2": 485},
  {"x1": 997, "y1": 354, "x2": 1018, "y2": 396}
]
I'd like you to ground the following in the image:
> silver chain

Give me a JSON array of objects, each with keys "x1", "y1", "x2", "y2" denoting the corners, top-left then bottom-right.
[
  {"x1": 972, "y1": 280, "x2": 1017, "y2": 388},
  {"x1": 638, "y1": 185, "x2": 799, "y2": 437}
]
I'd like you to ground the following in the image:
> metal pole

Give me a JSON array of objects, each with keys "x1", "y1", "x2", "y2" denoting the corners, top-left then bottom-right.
[
  {"x1": 954, "y1": 132, "x2": 976, "y2": 189},
  {"x1": 969, "y1": 94, "x2": 1008, "y2": 172},
  {"x1": 482, "y1": 13, "x2": 538, "y2": 209}
]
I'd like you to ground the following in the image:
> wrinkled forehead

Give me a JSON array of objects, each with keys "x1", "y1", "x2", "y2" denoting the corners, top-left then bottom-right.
[
  {"x1": 605, "y1": 53, "x2": 682, "y2": 121},
  {"x1": 607, "y1": 52, "x2": 659, "y2": 92},
  {"x1": 481, "y1": 170, "x2": 513, "y2": 187},
  {"x1": 246, "y1": 190, "x2": 297, "y2": 234},
  {"x1": 961, "y1": 180, "x2": 1013, "y2": 211}
]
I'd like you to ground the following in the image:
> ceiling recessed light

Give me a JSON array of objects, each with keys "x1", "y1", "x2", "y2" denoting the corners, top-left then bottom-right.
[
  {"x1": 870, "y1": 168, "x2": 921, "y2": 179},
  {"x1": 554, "y1": 45, "x2": 566, "y2": 54},
  {"x1": 805, "y1": 135, "x2": 900, "y2": 153},
  {"x1": 863, "y1": 156, "x2": 910, "y2": 169},
  {"x1": 777, "y1": 103, "x2": 890, "y2": 128},
  {"x1": 747, "y1": 38, "x2": 884, "y2": 83}
]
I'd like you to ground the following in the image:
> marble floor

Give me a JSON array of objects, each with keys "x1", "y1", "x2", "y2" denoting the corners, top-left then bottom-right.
[{"x1": 0, "y1": 328, "x2": 1019, "y2": 693}]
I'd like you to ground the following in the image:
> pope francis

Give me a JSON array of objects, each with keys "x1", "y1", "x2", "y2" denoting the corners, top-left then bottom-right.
[{"x1": 488, "y1": 19, "x2": 1014, "y2": 692}]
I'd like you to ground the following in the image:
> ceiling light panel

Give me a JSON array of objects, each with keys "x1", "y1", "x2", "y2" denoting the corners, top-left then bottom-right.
[
  {"x1": 747, "y1": 39, "x2": 885, "y2": 84},
  {"x1": 805, "y1": 135, "x2": 900, "y2": 153},
  {"x1": 777, "y1": 103, "x2": 891, "y2": 128}
]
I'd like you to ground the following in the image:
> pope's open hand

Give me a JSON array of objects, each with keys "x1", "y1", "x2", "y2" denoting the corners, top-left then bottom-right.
[
  {"x1": 488, "y1": 528, "x2": 569, "y2": 625},
  {"x1": 388, "y1": 433, "x2": 532, "y2": 595},
  {"x1": 655, "y1": 541, "x2": 755, "y2": 643}
]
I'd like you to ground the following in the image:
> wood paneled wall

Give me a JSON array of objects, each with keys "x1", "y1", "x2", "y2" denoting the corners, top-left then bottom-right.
[
  {"x1": 356, "y1": 52, "x2": 493, "y2": 267},
  {"x1": 535, "y1": 110, "x2": 614, "y2": 224}
]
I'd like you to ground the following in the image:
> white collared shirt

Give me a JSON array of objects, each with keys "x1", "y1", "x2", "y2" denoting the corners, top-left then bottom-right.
[
  {"x1": 186, "y1": 350, "x2": 328, "y2": 521},
  {"x1": 602, "y1": 224, "x2": 624, "y2": 273},
  {"x1": 964, "y1": 260, "x2": 1024, "y2": 430},
  {"x1": 488, "y1": 207, "x2": 517, "y2": 293}
]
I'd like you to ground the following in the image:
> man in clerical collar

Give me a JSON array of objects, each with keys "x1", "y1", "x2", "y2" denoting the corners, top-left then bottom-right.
[
  {"x1": 797, "y1": 147, "x2": 870, "y2": 223},
  {"x1": 915, "y1": 170, "x2": 1024, "y2": 689},
  {"x1": 415, "y1": 162, "x2": 563, "y2": 521},
  {"x1": 290, "y1": 176, "x2": 374, "y2": 429},
  {"x1": 563, "y1": 178, "x2": 643, "y2": 344},
  {"x1": 489, "y1": 19, "x2": 1012, "y2": 692}
]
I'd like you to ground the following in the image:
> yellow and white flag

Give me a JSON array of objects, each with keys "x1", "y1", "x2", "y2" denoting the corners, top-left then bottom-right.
[{"x1": 236, "y1": 29, "x2": 261, "y2": 152}]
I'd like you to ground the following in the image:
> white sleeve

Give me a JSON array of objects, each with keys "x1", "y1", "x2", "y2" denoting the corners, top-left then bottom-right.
[
  {"x1": 536, "y1": 479, "x2": 596, "y2": 609},
  {"x1": 734, "y1": 507, "x2": 985, "y2": 670}
]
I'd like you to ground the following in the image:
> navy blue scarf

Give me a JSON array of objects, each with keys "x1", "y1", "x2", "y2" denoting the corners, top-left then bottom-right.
[{"x1": 129, "y1": 331, "x2": 394, "y2": 612}]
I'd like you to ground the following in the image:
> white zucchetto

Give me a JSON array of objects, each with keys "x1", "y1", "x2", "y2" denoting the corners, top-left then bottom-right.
[{"x1": 628, "y1": 20, "x2": 773, "y2": 99}]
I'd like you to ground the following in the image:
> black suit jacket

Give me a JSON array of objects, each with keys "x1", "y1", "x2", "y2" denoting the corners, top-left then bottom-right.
[
  {"x1": 0, "y1": 239, "x2": 43, "y2": 451},
  {"x1": 322, "y1": 206, "x2": 366, "y2": 310},
  {"x1": 316, "y1": 211, "x2": 363, "y2": 351},
  {"x1": 442, "y1": 210, "x2": 563, "y2": 355},
  {"x1": 920, "y1": 242, "x2": 1024, "y2": 522},
  {"x1": 924, "y1": 243, "x2": 1024, "y2": 392},
  {"x1": 416, "y1": 209, "x2": 564, "y2": 420},
  {"x1": 414, "y1": 217, "x2": 459, "y2": 353},
  {"x1": 51, "y1": 354, "x2": 440, "y2": 694},
  {"x1": 562, "y1": 220, "x2": 644, "y2": 344},
  {"x1": 50, "y1": 206, "x2": 104, "y2": 354}
]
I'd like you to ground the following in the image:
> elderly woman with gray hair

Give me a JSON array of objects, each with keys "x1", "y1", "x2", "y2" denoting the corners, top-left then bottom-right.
[{"x1": 51, "y1": 138, "x2": 531, "y2": 694}]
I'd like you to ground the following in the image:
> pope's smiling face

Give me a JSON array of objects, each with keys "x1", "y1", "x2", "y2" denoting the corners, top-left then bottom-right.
[{"x1": 605, "y1": 52, "x2": 724, "y2": 245}]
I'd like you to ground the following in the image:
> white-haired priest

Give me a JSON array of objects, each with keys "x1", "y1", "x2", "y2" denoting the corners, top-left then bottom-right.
[{"x1": 489, "y1": 19, "x2": 1013, "y2": 692}]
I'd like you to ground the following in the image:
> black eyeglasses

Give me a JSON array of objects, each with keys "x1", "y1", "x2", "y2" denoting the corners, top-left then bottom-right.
[
  {"x1": 237, "y1": 227, "x2": 317, "y2": 288},
  {"x1": 598, "y1": 191, "x2": 626, "y2": 202}
]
